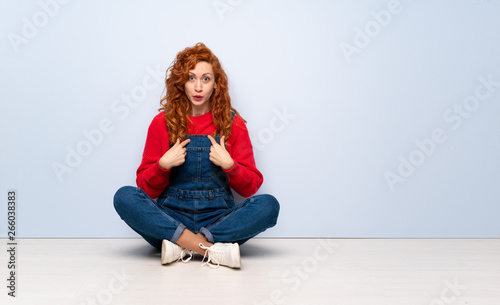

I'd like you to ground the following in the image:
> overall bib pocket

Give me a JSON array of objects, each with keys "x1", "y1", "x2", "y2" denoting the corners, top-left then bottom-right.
[
  {"x1": 181, "y1": 146, "x2": 218, "y2": 181},
  {"x1": 170, "y1": 135, "x2": 221, "y2": 182}
]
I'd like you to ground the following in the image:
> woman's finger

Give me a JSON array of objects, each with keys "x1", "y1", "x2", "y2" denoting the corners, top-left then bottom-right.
[
  {"x1": 207, "y1": 134, "x2": 218, "y2": 146},
  {"x1": 220, "y1": 136, "x2": 225, "y2": 149},
  {"x1": 180, "y1": 138, "x2": 191, "y2": 147}
]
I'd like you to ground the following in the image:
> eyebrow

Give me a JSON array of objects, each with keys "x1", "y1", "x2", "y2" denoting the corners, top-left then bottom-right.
[{"x1": 189, "y1": 72, "x2": 213, "y2": 76}]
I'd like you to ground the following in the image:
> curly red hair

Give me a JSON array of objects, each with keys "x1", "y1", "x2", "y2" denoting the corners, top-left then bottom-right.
[{"x1": 159, "y1": 42, "x2": 245, "y2": 145}]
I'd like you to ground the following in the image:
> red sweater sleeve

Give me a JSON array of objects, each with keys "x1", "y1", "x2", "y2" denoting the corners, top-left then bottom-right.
[
  {"x1": 136, "y1": 113, "x2": 172, "y2": 199},
  {"x1": 223, "y1": 115, "x2": 264, "y2": 197}
]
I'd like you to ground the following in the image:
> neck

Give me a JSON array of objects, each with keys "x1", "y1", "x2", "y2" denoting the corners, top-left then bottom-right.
[{"x1": 191, "y1": 105, "x2": 210, "y2": 117}]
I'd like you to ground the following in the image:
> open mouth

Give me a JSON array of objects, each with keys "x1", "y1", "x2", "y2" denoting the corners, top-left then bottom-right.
[{"x1": 193, "y1": 95, "x2": 203, "y2": 101}]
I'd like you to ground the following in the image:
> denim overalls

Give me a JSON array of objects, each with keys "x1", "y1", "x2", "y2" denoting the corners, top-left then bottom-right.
[
  {"x1": 114, "y1": 116, "x2": 280, "y2": 250},
  {"x1": 159, "y1": 133, "x2": 238, "y2": 241}
]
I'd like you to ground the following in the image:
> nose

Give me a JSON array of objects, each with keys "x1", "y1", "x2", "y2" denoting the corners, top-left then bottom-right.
[{"x1": 194, "y1": 79, "x2": 202, "y2": 92}]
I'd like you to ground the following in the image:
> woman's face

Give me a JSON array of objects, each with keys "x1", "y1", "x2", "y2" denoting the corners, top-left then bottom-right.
[{"x1": 184, "y1": 61, "x2": 216, "y2": 115}]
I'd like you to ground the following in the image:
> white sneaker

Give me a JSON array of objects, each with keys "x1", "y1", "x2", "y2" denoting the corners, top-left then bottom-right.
[
  {"x1": 161, "y1": 239, "x2": 193, "y2": 265},
  {"x1": 199, "y1": 242, "x2": 241, "y2": 269}
]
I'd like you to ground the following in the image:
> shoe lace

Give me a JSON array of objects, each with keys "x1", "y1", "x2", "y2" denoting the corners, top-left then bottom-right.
[
  {"x1": 199, "y1": 243, "x2": 221, "y2": 269},
  {"x1": 177, "y1": 248, "x2": 193, "y2": 263}
]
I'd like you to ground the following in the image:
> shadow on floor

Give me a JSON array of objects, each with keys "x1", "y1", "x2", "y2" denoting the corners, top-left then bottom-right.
[
  {"x1": 111, "y1": 240, "x2": 160, "y2": 258},
  {"x1": 240, "y1": 240, "x2": 285, "y2": 257}
]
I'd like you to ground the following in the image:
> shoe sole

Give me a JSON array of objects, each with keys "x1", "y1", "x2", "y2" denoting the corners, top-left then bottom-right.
[
  {"x1": 232, "y1": 243, "x2": 241, "y2": 269},
  {"x1": 161, "y1": 240, "x2": 172, "y2": 265}
]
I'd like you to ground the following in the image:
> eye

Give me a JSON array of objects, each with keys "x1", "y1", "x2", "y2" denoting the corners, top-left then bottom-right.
[
  {"x1": 203, "y1": 76, "x2": 211, "y2": 82},
  {"x1": 189, "y1": 75, "x2": 195, "y2": 81}
]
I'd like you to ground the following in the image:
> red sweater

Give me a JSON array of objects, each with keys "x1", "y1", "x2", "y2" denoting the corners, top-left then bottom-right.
[{"x1": 136, "y1": 110, "x2": 263, "y2": 199}]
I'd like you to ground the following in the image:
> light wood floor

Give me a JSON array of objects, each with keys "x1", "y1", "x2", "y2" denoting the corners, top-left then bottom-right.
[{"x1": 1, "y1": 238, "x2": 499, "y2": 304}]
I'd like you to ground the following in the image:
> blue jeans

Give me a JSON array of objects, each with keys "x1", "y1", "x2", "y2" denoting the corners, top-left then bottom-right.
[{"x1": 113, "y1": 186, "x2": 279, "y2": 249}]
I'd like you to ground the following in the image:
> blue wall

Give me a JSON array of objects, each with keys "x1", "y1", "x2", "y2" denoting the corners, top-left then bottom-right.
[{"x1": 1, "y1": 0, "x2": 499, "y2": 238}]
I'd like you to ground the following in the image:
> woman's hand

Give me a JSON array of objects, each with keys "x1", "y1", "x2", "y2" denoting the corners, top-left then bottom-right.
[
  {"x1": 207, "y1": 135, "x2": 234, "y2": 170},
  {"x1": 159, "y1": 138, "x2": 191, "y2": 169}
]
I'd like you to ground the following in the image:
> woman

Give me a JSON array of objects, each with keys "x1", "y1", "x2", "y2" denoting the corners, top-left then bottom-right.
[{"x1": 113, "y1": 42, "x2": 280, "y2": 269}]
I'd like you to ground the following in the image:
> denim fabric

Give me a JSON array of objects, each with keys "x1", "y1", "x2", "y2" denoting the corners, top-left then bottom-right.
[{"x1": 114, "y1": 134, "x2": 279, "y2": 250}]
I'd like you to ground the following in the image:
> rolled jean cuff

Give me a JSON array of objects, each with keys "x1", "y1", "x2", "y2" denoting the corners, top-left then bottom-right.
[
  {"x1": 170, "y1": 223, "x2": 186, "y2": 243},
  {"x1": 200, "y1": 227, "x2": 214, "y2": 243}
]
